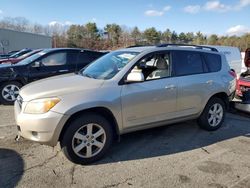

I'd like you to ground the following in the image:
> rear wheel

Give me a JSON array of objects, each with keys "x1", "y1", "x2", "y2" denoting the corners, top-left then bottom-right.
[
  {"x1": 60, "y1": 113, "x2": 113, "y2": 164},
  {"x1": 0, "y1": 81, "x2": 22, "y2": 105},
  {"x1": 198, "y1": 97, "x2": 226, "y2": 131}
]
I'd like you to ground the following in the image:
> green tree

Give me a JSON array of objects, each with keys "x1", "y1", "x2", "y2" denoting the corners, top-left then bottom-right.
[
  {"x1": 85, "y1": 22, "x2": 99, "y2": 39},
  {"x1": 143, "y1": 27, "x2": 160, "y2": 44},
  {"x1": 171, "y1": 31, "x2": 178, "y2": 43},
  {"x1": 186, "y1": 32, "x2": 195, "y2": 44},
  {"x1": 84, "y1": 22, "x2": 100, "y2": 48},
  {"x1": 208, "y1": 34, "x2": 219, "y2": 45},
  {"x1": 67, "y1": 25, "x2": 84, "y2": 47},
  {"x1": 104, "y1": 24, "x2": 122, "y2": 46},
  {"x1": 194, "y1": 31, "x2": 206, "y2": 45},
  {"x1": 131, "y1": 26, "x2": 141, "y2": 44},
  {"x1": 162, "y1": 29, "x2": 172, "y2": 43},
  {"x1": 178, "y1": 32, "x2": 187, "y2": 43}
]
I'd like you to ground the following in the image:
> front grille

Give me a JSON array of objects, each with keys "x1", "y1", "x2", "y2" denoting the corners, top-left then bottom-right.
[{"x1": 16, "y1": 95, "x2": 23, "y2": 109}]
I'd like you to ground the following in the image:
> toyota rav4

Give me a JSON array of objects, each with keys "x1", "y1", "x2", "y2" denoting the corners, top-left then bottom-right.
[{"x1": 14, "y1": 44, "x2": 236, "y2": 164}]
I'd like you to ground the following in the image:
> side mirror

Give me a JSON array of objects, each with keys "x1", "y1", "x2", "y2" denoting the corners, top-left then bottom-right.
[
  {"x1": 32, "y1": 61, "x2": 41, "y2": 68},
  {"x1": 126, "y1": 71, "x2": 144, "y2": 83}
]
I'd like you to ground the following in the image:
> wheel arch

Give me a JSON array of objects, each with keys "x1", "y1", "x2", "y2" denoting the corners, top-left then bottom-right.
[
  {"x1": 0, "y1": 79, "x2": 25, "y2": 87},
  {"x1": 59, "y1": 107, "x2": 120, "y2": 142},
  {"x1": 205, "y1": 92, "x2": 229, "y2": 109}
]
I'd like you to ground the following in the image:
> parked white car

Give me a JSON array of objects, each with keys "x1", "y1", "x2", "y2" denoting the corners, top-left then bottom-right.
[{"x1": 205, "y1": 45, "x2": 242, "y2": 76}]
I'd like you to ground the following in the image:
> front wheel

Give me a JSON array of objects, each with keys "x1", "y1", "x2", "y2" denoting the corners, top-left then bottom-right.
[
  {"x1": 197, "y1": 97, "x2": 226, "y2": 131},
  {"x1": 0, "y1": 81, "x2": 22, "y2": 105},
  {"x1": 60, "y1": 114, "x2": 113, "y2": 165}
]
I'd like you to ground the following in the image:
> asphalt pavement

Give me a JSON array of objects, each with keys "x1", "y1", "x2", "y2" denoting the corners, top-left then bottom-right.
[{"x1": 0, "y1": 105, "x2": 250, "y2": 188}]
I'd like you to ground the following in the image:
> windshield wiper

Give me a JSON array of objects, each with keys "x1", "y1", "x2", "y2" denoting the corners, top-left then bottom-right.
[{"x1": 82, "y1": 73, "x2": 95, "y2": 79}]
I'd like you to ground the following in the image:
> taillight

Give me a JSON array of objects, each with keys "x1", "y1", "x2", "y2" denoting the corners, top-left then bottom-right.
[{"x1": 229, "y1": 69, "x2": 237, "y2": 78}]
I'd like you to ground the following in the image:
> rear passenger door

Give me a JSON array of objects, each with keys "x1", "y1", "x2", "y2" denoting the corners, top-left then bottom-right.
[
  {"x1": 172, "y1": 50, "x2": 214, "y2": 116},
  {"x1": 69, "y1": 51, "x2": 105, "y2": 71},
  {"x1": 67, "y1": 50, "x2": 80, "y2": 72}
]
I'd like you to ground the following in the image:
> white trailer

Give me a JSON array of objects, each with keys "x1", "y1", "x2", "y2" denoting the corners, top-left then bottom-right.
[{"x1": 0, "y1": 28, "x2": 52, "y2": 54}]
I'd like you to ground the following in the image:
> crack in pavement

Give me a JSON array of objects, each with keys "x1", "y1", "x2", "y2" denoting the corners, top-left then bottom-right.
[
  {"x1": 24, "y1": 150, "x2": 60, "y2": 172},
  {"x1": 201, "y1": 147, "x2": 210, "y2": 154},
  {"x1": 70, "y1": 164, "x2": 77, "y2": 185},
  {"x1": 102, "y1": 177, "x2": 134, "y2": 188},
  {"x1": 228, "y1": 174, "x2": 250, "y2": 188}
]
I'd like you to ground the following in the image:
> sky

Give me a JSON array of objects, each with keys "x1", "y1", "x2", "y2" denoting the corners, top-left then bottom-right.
[{"x1": 0, "y1": 0, "x2": 250, "y2": 36}]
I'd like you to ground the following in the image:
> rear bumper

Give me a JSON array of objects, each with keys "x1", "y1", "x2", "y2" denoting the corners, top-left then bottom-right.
[{"x1": 234, "y1": 101, "x2": 250, "y2": 113}]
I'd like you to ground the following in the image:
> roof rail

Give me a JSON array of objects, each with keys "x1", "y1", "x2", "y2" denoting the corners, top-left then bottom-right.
[
  {"x1": 156, "y1": 43, "x2": 218, "y2": 52},
  {"x1": 126, "y1": 44, "x2": 153, "y2": 48}
]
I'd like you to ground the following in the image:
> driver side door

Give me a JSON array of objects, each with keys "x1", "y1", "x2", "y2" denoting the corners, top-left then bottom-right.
[
  {"x1": 28, "y1": 51, "x2": 67, "y2": 82},
  {"x1": 121, "y1": 51, "x2": 178, "y2": 129}
]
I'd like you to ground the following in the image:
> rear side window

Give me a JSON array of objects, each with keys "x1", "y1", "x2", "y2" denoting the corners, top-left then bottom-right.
[
  {"x1": 203, "y1": 53, "x2": 221, "y2": 72},
  {"x1": 172, "y1": 51, "x2": 204, "y2": 76},
  {"x1": 77, "y1": 52, "x2": 98, "y2": 65},
  {"x1": 90, "y1": 52, "x2": 104, "y2": 59},
  {"x1": 67, "y1": 51, "x2": 79, "y2": 64}
]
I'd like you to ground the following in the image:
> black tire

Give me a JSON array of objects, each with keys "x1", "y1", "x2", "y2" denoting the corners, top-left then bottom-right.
[
  {"x1": 60, "y1": 113, "x2": 114, "y2": 165},
  {"x1": 197, "y1": 97, "x2": 226, "y2": 131},
  {"x1": 0, "y1": 81, "x2": 22, "y2": 105}
]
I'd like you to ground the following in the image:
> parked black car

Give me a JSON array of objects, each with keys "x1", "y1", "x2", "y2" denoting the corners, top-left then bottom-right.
[
  {"x1": 0, "y1": 48, "x2": 106, "y2": 104},
  {"x1": 0, "y1": 50, "x2": 23, "y2": 59}
]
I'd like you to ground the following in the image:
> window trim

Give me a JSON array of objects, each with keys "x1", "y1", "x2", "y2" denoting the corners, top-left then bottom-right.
[
  {"x1": 119, "y1": 50, "x2": 173, "y2": 85},
  {"x1": 31, "y1": 50, "x2": 68, "y2": 67},
  {"x1": 171, "y1": 50, "x2": 208, "y2": 77},
  {"x1": 202, "y1": 52, "x2": 222, "y2": 73}
]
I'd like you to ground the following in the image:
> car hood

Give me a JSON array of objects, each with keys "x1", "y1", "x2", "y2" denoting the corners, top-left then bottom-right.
[
  {"x1": 0, "y1": 58, "x2": 8, "y2": 63},
  {"x1": 0, "y1": 63, "x2": 26, "y2": 77},
  {"x1": 0, "y1": 63, "x2": 14, "y2": 68},
  {"x1": 20, "y1": 73, "x2": 105, "y2": 101}
]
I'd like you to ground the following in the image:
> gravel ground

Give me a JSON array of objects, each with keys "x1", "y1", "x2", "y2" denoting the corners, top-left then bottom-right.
[{"x1": 0, "y1": 105, "x2": 250, "y2": 188}]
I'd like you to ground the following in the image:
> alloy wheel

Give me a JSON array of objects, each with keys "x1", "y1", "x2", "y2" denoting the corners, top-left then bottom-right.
[
  {"x1": 1, "y1": 84, "x2": 20, "y2": 102},
  {"x1": 72, "y1": 123, "x2": 106, "y2": 158},
  {"x1": 208, "y1": 103, "x2": 223, "y2": 127}
]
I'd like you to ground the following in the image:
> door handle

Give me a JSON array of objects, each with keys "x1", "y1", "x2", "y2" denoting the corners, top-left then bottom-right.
[
  {"x1": 206, "y1": 80, "x2": 213, "y2": 85},
  {"x1": 165, "y1": 84, "x2": 176, "y2": 90},
  {"x1": 59, "y1": 70, "x2": 69, "y2": 73}
]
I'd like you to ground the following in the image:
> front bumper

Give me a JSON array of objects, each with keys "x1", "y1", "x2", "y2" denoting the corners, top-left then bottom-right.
[{"x1": 14, "y1": 100, "x2": 69, "y2": 146}]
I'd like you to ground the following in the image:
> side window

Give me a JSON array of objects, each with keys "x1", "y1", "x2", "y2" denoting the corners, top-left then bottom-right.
[
  {"x1": 77, "y1": 52, "x2": 95, "y2": 65},
  {"x1": 173, "y1": 51, "x2": 204, "y2": 76},
  {"x1": 203, "y1": 53, "x2": 221, "y2": 72},
  {"x1": 90, "y1": 52, "x2": 104, "y2": 60},
  {"x1": 67, "y1": 51, "x2": 79, "y2": 64},
  {"x1": 41, "y1": 52, "x2": 66, "y2": 66},
  {"x1": 132, "y1": 53, "x2": 170, "y2": 80}
]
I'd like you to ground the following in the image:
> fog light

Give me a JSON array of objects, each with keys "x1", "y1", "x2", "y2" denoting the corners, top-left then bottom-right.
[{"x1": 31, "y1": 131, "x2": 38, "y2": 137}]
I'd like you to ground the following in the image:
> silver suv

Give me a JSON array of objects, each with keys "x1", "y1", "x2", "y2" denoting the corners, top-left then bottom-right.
[{"x1": 14, "y1": 44, "x2": 236, "y2": 164}]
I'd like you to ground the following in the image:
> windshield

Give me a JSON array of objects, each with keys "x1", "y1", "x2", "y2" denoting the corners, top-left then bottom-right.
[
  {"x1": 9, "y1": 49, "x2": 31, "y2": 58},
  {"x1": 16, "y1": 50, "x2": 38, "y2": 60},
  {"x1": 17, "y1": 51, "x2": 46, "y2": 65},
  {"x1": 81, "y1": 51, "x2": 139, "y2": 80}
]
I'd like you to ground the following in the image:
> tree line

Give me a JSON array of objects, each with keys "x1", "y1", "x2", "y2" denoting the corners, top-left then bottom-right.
[{"x1": 0, "y1": 16, "x2": 249, "y2": 51}]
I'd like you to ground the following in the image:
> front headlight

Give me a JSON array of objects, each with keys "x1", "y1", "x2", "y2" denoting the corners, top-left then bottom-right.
[{"x1": 24, "y1": 97, "x2": 60, "y2": 114}]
